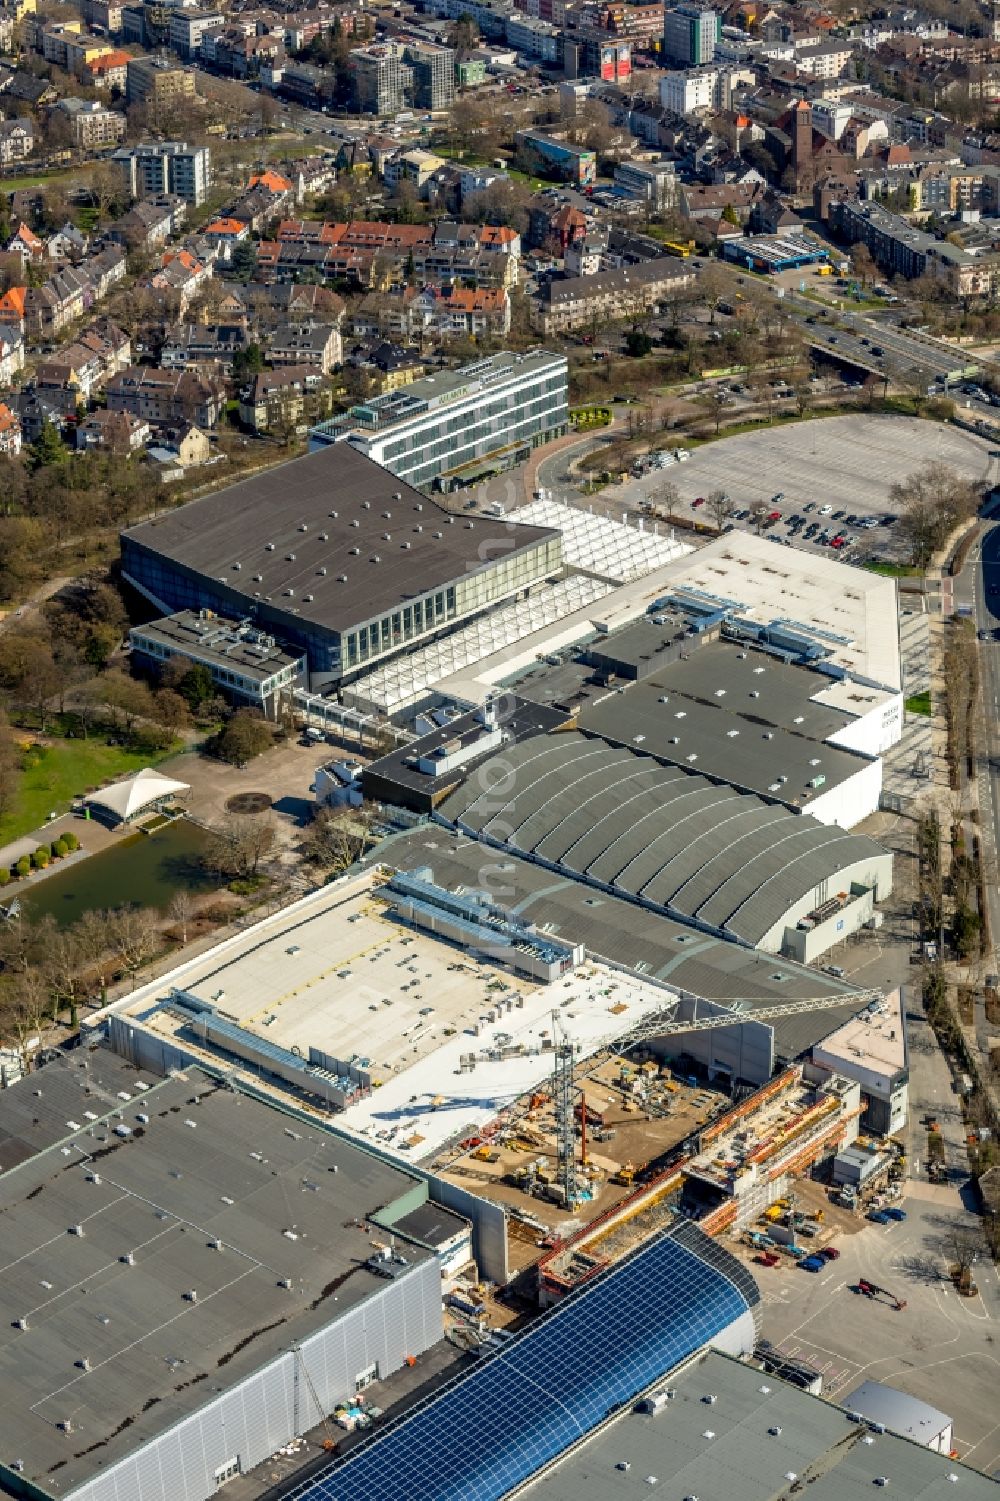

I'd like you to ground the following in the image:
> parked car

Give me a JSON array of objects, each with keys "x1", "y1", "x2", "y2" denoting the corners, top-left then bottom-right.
[
  {"x1": 821, "y1": 1246, "x2": 841, "y2": 1260},
  {"x1": 800, "y1": 1255, "x2": 825, "y2": 1272},
  {"x1": 868, "y1": 1210, "x2": 891, "y2": 1225},
  {"x1": 884, "y1": 1206, "x2": 907, "y2": 1221}
]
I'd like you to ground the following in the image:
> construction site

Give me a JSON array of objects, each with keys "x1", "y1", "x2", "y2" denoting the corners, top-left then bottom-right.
[{"x1": 95, "y1": 831, "x2": 908, "y2": 1305}]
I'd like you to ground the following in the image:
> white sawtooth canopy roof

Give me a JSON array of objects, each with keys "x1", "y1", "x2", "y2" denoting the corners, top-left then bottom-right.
[{"x1": 85, "y1": 768, "x2": 190, "y2": 822}]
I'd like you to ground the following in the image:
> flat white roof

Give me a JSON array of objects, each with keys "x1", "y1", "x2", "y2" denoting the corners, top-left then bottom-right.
[
  {"x1": 652, "y1": 533, "x2": 901, "y2": 690},
  {"x1": 111, "y1": 869, "x2": 688, "y2": 1163},
  {"x1": 814, "y1": 986, "x2": 905, "y2": 1078},
  {"x1": 810, "y1": 678, "x2": 900, "y2": 718}
]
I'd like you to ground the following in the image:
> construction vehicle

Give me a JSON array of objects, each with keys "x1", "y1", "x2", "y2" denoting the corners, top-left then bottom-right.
[
  {"x1": 472, "y1": 1147, "x2": 500, "y2": 1163},
  {"x1": 612, "y1": 1162, "x2": 638, "y2": 1186}
]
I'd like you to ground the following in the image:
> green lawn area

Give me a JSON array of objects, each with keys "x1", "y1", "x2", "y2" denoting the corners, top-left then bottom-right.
[
  {"x1": 864, "y1": 560, "x2": 922, "y2": 578},
  {"x1": 905, "y1": 691, "x2": 932, "y2": 716},
  {"x1": 0, "y1": 738, "x2": 177, "y2": 848}
]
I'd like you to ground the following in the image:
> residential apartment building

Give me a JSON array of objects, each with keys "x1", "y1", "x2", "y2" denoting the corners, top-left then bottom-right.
[
  {"x1": 506, "y1": 13, "x2": 561, "y2": 60},
  {"x1": 239, "y1": 366, "x2": 325, "y2": 433},
  {"x1": 125, "y1": 56, "x2": 195, "y2": 107},
  {"x1": 0, "y1": 401, "x2": 21, "y2": 454},
  {"x1": 404, "y1": 40, "x2": 454, "y2": 109},
  {"x1": 84, "y1": 47, "x2": 130, "y2": 89},
  {"x1": 0, "y1": 119, "x2": 32, "y2": 165},
  {"x1": 348, "y1": 41, "x2": 406, "y2": 114},
  {"x1": 268, "y1": 322, "x2": 341, "y2": 374},
  {"x1": 53, "y1": 97, "x2": 126, "y2": 148},
  {"x1": 169, "y1": 7, "x2": 223, "y2": 57},
  {"x1": 660, "y1": 65, "x2": 721, "y2": 113},
  {"x1": 81, "y1": 0, "x2": 124, "y2": 33},
  {"x1": 793, "y1": 39, "x2": 854, "y2": 78},
  {"x1": 663, "y1": 3, "x2": 718, "y2": 66},
  {"x1": 114, "y1": 141, "x2": 211, "y2": 205},
  {"x1": 309, "y1": 349, "x2": 569, "y2": 491},
  {"x1": 532, "y1": 258, "x2": 695, "y2": 334},
  {"x1": 106, "y1": 366, "x2": 223, "y2": 428},
  {"x1": 831, "y1": 197, "x2": 1000, "y2": 297}
]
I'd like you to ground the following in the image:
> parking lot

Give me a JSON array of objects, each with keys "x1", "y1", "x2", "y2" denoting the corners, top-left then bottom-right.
[{"x1": 611, "y1": 415, "x2": 993, "y2": 561}]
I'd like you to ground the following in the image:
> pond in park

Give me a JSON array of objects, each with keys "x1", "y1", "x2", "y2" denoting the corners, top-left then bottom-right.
[{"x1": 20, "y1": 818, "x2": 216, "y2": 928}]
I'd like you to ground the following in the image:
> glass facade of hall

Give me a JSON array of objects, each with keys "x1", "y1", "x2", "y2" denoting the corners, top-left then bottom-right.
[{"x1": 121, "y1": 535, "x2": 562, "y2": 686}]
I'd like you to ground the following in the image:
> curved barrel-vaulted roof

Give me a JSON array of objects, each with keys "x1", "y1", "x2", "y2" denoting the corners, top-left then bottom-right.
[
  {"x1": 286, "y1": 1220, "x2": 759, "y2": 1501},
  {"x1": 437, "y1": 733, "x2": 887, "y2": 948}
]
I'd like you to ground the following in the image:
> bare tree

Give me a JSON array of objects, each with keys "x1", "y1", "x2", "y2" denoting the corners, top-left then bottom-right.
[
  {"x1": 890, "y1": 463, "x2": 980, "y2": 568},
  {"x1": 706, "y1": 488, "x2": 737, "y2": 534},
  {"x1": 748, "y1": 497, "x2": 771, "y2": 534},
  {"x1": 107, "y1": 906, "x2": 159, "y2": 991},
  {"x1": 203, "y1": 817, "x2": 276, "y2": 880},
  {"x1": 167, "y1": 890, "x2": 194, "y2": 946},
  {"x1": 302, "y1": 807, "x2": 372, "y2": 874}
]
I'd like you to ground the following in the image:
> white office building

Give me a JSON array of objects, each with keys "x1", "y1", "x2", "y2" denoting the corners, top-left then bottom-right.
[{"x1": 309, "y1": 350, "x2": 569, "y2": 491}]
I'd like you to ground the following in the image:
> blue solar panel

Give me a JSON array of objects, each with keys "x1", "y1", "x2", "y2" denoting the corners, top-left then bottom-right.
[{"x1": 286, "y1": 1221, "x2": 759, "y2": 1501}]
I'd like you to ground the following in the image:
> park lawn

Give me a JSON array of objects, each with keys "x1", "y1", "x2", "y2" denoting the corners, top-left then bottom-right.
[
  {"x1": 0, "y1": 737, "x2": 177, "y2": 848},
  {"x1": 905, "y1": 691, "x2": 932, "y2": 716},
  {"x1": 864, "y1": 560, "x2": 922, "y2": 578}
]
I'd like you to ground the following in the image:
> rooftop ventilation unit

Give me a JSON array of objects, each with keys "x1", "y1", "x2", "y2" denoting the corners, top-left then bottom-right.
[
  {"x1": 183, "y1": 1290, "x2": 198, "y2": 1303},
  {"x1": 75, "y1": 1358, "x2": 91, "y2": 1371},
  {"x1": 232, "y1": 562, "x2": 241, "y2": 571},
  {"x1": 370, "y1": 556, "x2": 380, "y2": 564},
  {"x1": 253, "y1": 574, "x2": 263, "y2": 583},
  {"x1": 285, "y1": 588, "x2": 295, "y2": 597},
  {"x1": 58, "y1": 1420, "x2": 73, "y2": 1434},
  {"x1": 68, "y1": 1224, "x2": 84, "y2": 1237},
  {"x1": 120, "y1": 1251, "x2": 135, "y2": 1265},
  {"x1": 14, "y1": 1317, "x2": 28, "y2": 1331},
  {"x1": 299, "y1": 523, "x2": 308, "y2": 532},
  {"x1": 329, "y1": 510, "x2": 338, "y2": 518},
  {"x1": 318, "y1": 567, "x2": 327, "y2": 576},
  {"x1": 361, "y1": 500, "x2": 371, "y2": 509},
  {"x1": 285, "y1": 554, "x2": 296, "y2": 562},
  {"x1": 337, "y1": 574, "x2": 347, "y2": 583},
  {"x1": 266, "y1": 543, "x2": 275, "y2": 551},
  {"x1": 318, "y1": 532, "x2": 328, "y2": 542},
  {"x1": 303, "y1": 594, "x2": 314, "y2": 602},
  {"x1": 393, "y1": 492, "x2": 402, "y2": 501},
  {"x1": 382, "y1": 532, "x2": 391, "y2": 541}
]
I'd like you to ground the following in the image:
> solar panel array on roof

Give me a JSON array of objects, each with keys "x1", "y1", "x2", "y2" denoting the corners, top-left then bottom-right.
[
  {"x1": 284, "y1": 1220, "x2": 759, "y2": 1501},
  {"x1": 437, "y1": 733, "x2": 888, "y2": 947}
]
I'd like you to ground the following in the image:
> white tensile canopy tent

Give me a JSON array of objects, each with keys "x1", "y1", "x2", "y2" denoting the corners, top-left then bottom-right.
[{"x1": 84, "y1": 768, "x2": 190, "y2": 826}]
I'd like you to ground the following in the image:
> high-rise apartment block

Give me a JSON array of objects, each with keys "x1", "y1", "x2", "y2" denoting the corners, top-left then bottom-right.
[
  {"x1": 663, "y1": 3, "x2": 719, "y2": 65},
  {"x1": 348, "y1": 41, "x2": 406, "y2": 115},
  {"x1": 113, "y1": 141, "x2": 212, "y2": 206},
  {"x1": 404, "y1": 40, "x2": 455, "y2": 110}
]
